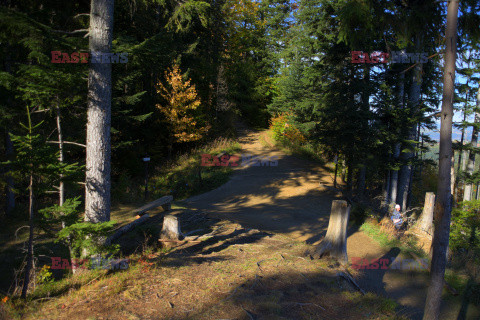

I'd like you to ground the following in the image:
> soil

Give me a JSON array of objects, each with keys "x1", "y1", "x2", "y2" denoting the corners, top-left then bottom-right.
[{"x1": 19, "y1": 125, "x2": 480, "y2": 320}]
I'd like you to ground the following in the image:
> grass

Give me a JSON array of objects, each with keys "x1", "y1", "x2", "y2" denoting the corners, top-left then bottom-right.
[
  {"x1": 148, "y1": 137, "x2": 241, "y2": 201},
  {"x1": 260, "y1": 130, "x2": 327, "y2": 165},
  {"x1": 359, "y1": 220, "x2": 426, "y2": 258}
]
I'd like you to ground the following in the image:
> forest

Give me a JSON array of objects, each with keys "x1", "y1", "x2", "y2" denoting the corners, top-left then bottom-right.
[{"x1": 0, "y1": 0, "x2": 480, "y2": 319}]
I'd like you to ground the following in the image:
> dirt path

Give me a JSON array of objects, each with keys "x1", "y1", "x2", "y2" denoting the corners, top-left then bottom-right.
[{"x1": 180, "y1": 126, "x2": 477, "y2": 320}]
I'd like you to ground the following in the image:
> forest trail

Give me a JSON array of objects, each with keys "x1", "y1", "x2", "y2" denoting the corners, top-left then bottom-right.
[{"x1": 181, "y1": 125, "x2": 472, "y2": 320}]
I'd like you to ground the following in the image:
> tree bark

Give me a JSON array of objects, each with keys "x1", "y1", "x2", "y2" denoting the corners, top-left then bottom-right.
[
  {"x1": 397, "y1": 36, "x2": 424, "y2": 210},
  {"x1": 389, "y1": 143, "x2": 401, "y2": 204},
  {"x1": 346, "y1": 158, "x2": 353, "y2": 192},
  {"x1": 415, "y1": 192, "x2": 435, "y2": 234},
  {"x1": 463, "y1": 110, "x2": 479, "y2": 201},
  {"x1": 423, "y1": 1, "x2": 459, "y2": 318},
  {"x1": 85, "y1": 0, "x2": 114, "y2": 224},
  {"x1": 384, "y1": 170, "x2": 391, "y2": 205},
  {"x1": 390, "y1": 72, "x2": 405, "y2": 204},
  {"x1": 21, "y1": 175, "x2": 34, "y2": 299},
  {"x1": 4, "y1": 127, "x2": 15, "y2": 216},
  {"x1": 56, "y1": 106, "x2": 66, "y2": 228},
  {"x1": 357, "y1": 165, "x2": 366, "y2": 197},
  {"x1": 311, "y1": 200, "x2": 350, "y2": 264}
]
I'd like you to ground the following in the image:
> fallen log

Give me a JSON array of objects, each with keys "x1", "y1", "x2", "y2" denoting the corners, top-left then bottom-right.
[
  {"x1": 133, "y1": 195, "x2": 173, "y2": 217},
  {"x1": 105, "y1": 214, "x2": 150, "y2": 245}
]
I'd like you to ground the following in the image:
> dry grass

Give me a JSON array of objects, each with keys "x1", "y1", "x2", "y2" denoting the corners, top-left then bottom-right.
[{"x1": 2, "y1": 217, "x2": 409, "y2": 320}]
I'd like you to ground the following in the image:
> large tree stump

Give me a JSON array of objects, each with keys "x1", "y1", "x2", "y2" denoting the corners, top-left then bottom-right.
[
  {"x1": 415, "y1": 192, "x2": 435, "y2": 234},
  {"x1": 311, "y1": 200, "x2": 350, "y2": 264}
]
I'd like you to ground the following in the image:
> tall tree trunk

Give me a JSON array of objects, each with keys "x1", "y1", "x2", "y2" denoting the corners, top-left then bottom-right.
[
  {"x1": 56, "y1": 107, "x2": 65, "y2": 228},
  {"x1": 21, "y1": 175, "x2": 34, "y2": 299},
  {"x1": 456, "y1": 87, "x2": 468, "y2": 174},
  {"x1": 463, "y1": 108, "x2": 479, "y2": 201},
  {"x1": 397, "y1": 37, "x2": 424, "y2": 210},
  {"x1": 407, "y1": 124, "x2": 421, "y2": 209},
  {"x1": 390, "y1": 72, "x2": 405, "y2": 204},
  {"x1": 389, "y1": 143, "x2": 401, "y2": 204},
  {"x1": 454, "y1": 100, "x2": 467, "y2": 203},
  {"x1": 384, "y1": 170, "x2": 391, "y2": 205},
  {"x1": 4, "y1": 127, "x2": 15, "y2": 216},
  {"x1": 357, "y1": 165, "x2": 366, "y2": 197},
  {"x1": 3, "y1": 50, "x2": 15, "y2": 216},
  {"x1": 346, "y1": 157, "x2": 353, "y2": 192},
  {"x1": 423, "y1": 1, "x2": 459, "y2": 318},
  {"x1": 85, "y1": 0, "x2": 114, "y2": 224}
]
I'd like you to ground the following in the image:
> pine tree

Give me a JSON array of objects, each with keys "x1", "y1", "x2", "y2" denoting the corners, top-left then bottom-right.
[{"x1": 5, "y1": 107, "x2": 74, "y2": 298}]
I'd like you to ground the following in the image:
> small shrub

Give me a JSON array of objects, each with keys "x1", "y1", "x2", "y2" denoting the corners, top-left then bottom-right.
[
  {"x1": 35, "y1": 265, "x2": 53, "y2": 285},
  {"x1": 269, "y1": 112, "x2": 306, "y2": 147}
]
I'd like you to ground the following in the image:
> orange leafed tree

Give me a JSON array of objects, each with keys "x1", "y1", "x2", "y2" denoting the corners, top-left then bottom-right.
[{"x1": 156, "y1": 64, "x2": 210, "y2": 152}]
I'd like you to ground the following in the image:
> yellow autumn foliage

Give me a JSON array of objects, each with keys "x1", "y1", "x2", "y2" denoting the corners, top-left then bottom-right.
[{"x1": 156, "y1": 64, "x2": 210, "y2": 143}]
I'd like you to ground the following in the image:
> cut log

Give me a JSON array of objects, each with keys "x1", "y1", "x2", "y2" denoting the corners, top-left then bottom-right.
[
  {"x1": 105, "y1": 214, "x2": 150, "y2": 245},
  {"x1": 415, "y1": 192, "x2": 435, "y2": 234},
  {"x1": 311, "y1": 200, "x2": 350, "y2": 264},
  {"x1": 133, "y1": 195, "x2": 173, "y2": 216}
]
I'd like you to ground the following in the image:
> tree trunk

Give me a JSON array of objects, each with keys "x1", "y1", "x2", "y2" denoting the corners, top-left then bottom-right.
[
  {"x1": 455, "y1": 90, "x2": 468, "y2": 202},
  {"x1": 311, "y1": 200, "x2": 350, "y2": 264},
  {"x1": 357, "y1": 165, "x2": 366, "y2": 197},
  {"x1": 389, "y1": 143, "x2": 401, "y2": 204},
  {"x1": 390, "y1": 72, "x2": 404, "y2": 205},
  {"x1": 415, "y1": 192, "x2": 435, "y2": 234},
  {"x1": 384, "y1": 170, "x2": 391, "y2": 205},
  {"x1": 423, "y1": 1, "x2": 459, "y2": 318},
  {"x1": 85, "y1": 0, "x2": 114, "y2": 224},
  {"x1": 398, "y1": 37, "x2": 424, "y2": 210},
  {"x1": 4, "y1": 127, "x2": 15, "y2": 216},
  {"x1": 56, "y1": 107, "x2": 66, "y2": 228},
  {"x1": 463, "y1": 110, "x2": 479, "y2": 201},
  {"x1": 346, "y1": 158, "x2": 353, "y2": 192},
  {"x1": 451, "y1": 153, "x2": 455, "y2": 203},
  {"x1": 21, "y1": 175, "x2": 34, "y2": 299}
]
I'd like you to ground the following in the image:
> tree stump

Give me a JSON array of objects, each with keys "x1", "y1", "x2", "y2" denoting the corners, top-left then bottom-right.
[
  {"x1": 159, "y1": 215, "x2": 183, "y2": 248},
  {"x1": 311, "y1": 200, "x2": 350, "y2": 264},
  {"x1": 415, "y1": 192, "x2": 435, "y2": 234}
]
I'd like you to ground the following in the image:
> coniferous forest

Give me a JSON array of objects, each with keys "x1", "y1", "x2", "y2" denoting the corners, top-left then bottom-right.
[{"x1": 1, "y1": 0, "x2": 480, "y2": 319}]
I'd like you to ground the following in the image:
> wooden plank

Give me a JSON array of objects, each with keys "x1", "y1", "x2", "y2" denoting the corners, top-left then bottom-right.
[
  {"x1": 105, "y1": 214, "x2": 150, "y2": 245},
  {"x1": 133, "y1": 195, "x2": 173, "y2": 216}
]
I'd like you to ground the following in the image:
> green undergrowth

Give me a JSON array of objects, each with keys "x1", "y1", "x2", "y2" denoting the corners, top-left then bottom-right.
[
  {"x1": 262, "y1": 129, "x2": 327, "y2": 165},
  {"x1": 150, "y1": 137, "x2": 241, "y2": 201},
  {"x1": 359, "y1": 221, "x2": 426, "y2": 258}
]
